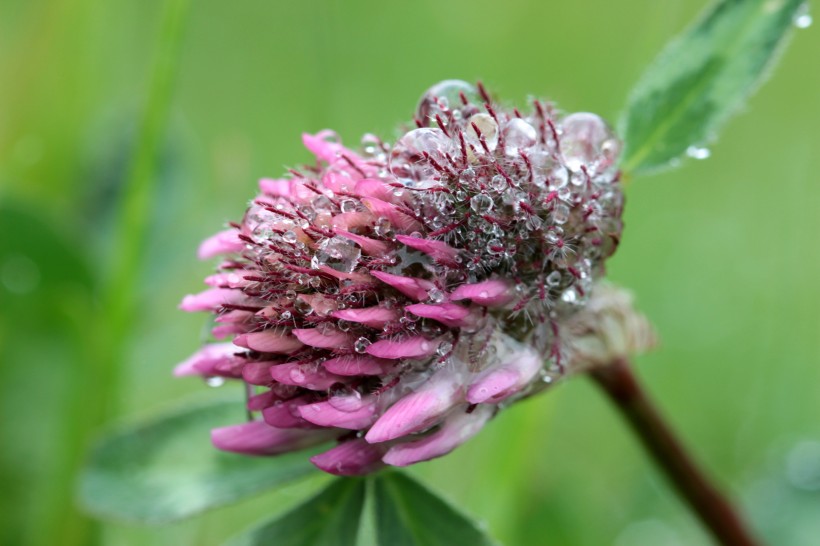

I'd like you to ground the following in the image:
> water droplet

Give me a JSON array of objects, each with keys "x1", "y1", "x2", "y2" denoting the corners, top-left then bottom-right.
[
  {"x1": 490, "y1": 174, "x2": 507, "y2": 192},
  {"x1": 559, "y1": 112, "x2": 620, "y2": 173},
  {"x1": 310, "y1": 236, "x2": 362, "y2": 273},
  {"x1": 436, "y1": 340, "x2": 453, "y2": 356},
  {"x1": 551, "y1": 166, "x2": 569, "y2": 189},
  {"x1": 427, "y1": 288, "x2": 446, "y2": 303},
  {"x1": 552, "y1": 203, "x2": 570, "y2": 224},
  {"x1": 280, "y1": 310, "x2": 293, "y2": 320},
  {"x1": 546, "y1": 270, "x2": 562, "y2": 287},
  {"x1": 686, "y1": 145, "x2": 711, "y2": 160},
  {"x1": 470, "y1": 193, "x2": 494, "y2": 214},
  {"x1": 465, "y1": 113, "x2": 499, "y2": 153},
  {"x1": 561, "y1": 287, "x2": 579, "y2": 304},
  {"x1": 502, "y1": 118, "x2": 537, "y2": 156},
  {"x1": 416, "y1": 80, "x2": 481, "y2": 123},
  {"x1": 374, "y1": 217, "x2": 395, "y2": 239},
  {"x1": 487, "y1": 239, "x2": 504, "y2": 254},
  {"x1": 794, "y1": 3, "x2": 812, "y2": 28},
  {"x1": 361, "y1": 133, "x2": 384, "y2": 158},
  {"x1": 340, "y1": 199, "x2": 357, "y2": 213},
  {"x1": 354, "y1": 337, "x2": 371, "y2": 354},
  {"x1": 205, "y1": 376, "x2": 226, "y2": 388},
  {"x1": 294, "y1": 298, "x2": 313, "y2": 315},
  {"x1": 282, "y1": 230, "x2": 297, "y2": 243},
  {"x1": 289, "y1": 368, "x2": 306, "y2": 384},
  {"x1": 459, "y1": 168, "x2": 477, "y2": 185},
  {"x1": 525, "y1": 214, "x2": 543, "y2": 231},
  {"x1": 389, "y1": 128, "x2": 455, "y2": 189}
]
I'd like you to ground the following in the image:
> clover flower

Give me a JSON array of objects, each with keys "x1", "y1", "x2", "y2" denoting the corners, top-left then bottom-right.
[{"x1": 178, "y1": 80, "x2": 628, "y2": 475}]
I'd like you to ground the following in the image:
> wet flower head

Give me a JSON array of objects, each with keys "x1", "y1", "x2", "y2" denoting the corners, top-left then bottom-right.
[{"x1": 178, "y1": 80, "x2": 626, "y2": 475}]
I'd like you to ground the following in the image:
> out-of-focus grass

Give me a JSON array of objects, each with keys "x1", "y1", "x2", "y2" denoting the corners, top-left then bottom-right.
[{"x1": 1, "y1": 1, "x2": 818, "y2": 545}]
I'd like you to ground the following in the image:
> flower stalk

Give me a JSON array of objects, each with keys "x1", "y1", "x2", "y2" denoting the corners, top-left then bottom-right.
[{"x1": 590, "y1": 358, "x2": 761, "y2": 546}]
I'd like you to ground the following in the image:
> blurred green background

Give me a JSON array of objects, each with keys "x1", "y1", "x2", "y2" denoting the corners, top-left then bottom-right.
[{"x1": 1, "y1": 0, "x2": 818, "y2": 544}]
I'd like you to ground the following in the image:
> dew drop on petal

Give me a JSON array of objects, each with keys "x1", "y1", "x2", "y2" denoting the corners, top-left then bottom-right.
[
  {"x1": 416, "y1": 80, "x2": 481, "y2": 123},
  {"x1": 354, "y1": 337, "x2": 371, "y2": 354},
  {"x1": 552, "y1": 203, "x2": 570, "y2": 224},
  {"x1": 470, "y1": 193, "x2": 494, "y2": 214},
  {"x1": 465, "y1": 113, "x2": 499, "y2": 152},
  {"x1": 559, "y1": 112, "x2": 619, "y2": 173},
  {"x1": 389, "y1": 128, "x2": 455, "y2": 189},
  {"x1": 502, "y1": 118, "x2": 537, "y2": 156},
  {"x1": 289, "y1": 369, "x2": 306, "y2": 384},
  {"x1": 427, "y1": 288, "x2": 446, "y2": 303},
  {"x1": 436, "y1": 340, "x2": 453, "y2": 356}
]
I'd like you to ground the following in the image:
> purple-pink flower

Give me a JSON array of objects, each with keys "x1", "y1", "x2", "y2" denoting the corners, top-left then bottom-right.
[{"x1": 178, "y1": 80, "x2": 625, "y2": 475}]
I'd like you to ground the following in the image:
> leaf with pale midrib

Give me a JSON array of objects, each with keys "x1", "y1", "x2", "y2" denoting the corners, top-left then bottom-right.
[
  {"x1": 78, "y1": 398, "x2": 319, "y2": 524},
  {"x1": 619, "y1": 0, "x2": 804, "y2": 175},
  {"x1": 372, "y1": 472, "x2": 499, "y2": 546},
  {"x1": 225, "y1": 478, "x2": 366, "y2": 546}
]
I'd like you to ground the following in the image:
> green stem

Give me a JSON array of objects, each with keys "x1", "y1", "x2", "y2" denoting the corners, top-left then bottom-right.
[{"x1": 590, "y1": 359, "x2": 761, "y2": 546}]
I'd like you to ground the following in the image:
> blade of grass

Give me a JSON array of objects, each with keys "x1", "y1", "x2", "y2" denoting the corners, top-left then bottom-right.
[{"x1": 53, "y1": 1, "x2": 192, "y2": 544}]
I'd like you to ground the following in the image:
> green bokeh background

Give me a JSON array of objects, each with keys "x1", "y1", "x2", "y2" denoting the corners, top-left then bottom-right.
[{"x1": 1, "y1": 0, "x2": 818, "y2": 544}]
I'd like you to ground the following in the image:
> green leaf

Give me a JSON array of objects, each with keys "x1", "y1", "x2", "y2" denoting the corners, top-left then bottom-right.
[
  {"x1": 225, "y1": 478, "x2": 366, "y2": 546},
  {"x1": 372, "y1": 472, "x2": 498, "y2": 546},
  {"x1": 619, "y1": 0, "x2": 804, "y2": 175},
  {"x1": 78, "y1": 398, "x2": 318, "y2": 524}
]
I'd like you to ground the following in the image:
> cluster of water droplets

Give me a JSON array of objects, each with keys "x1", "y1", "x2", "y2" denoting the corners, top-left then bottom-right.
[{"x1": 387, "y1": 80, "x2": 624, "y2": 317}]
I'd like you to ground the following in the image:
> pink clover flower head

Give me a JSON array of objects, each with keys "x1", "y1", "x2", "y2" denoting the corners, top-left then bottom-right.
[{"x1": 178, "y1": 80, "x2": 626, "y2": 474}]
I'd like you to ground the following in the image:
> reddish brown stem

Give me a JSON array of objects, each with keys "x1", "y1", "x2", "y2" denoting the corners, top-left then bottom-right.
[{"x1": 590, "y1": 359, "x2": 761, "y2": 546}]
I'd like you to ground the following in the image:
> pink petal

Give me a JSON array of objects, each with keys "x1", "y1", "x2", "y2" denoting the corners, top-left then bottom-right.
[
  {"x1": 330, "y1": 213, "x2": 376, "y2": 232},
  {"x1": 361, "y1": 197, "x2": 423, "y2": 232},
  {"x1": 298, "y1": 398, "x2": 377, "y2": 430},
  {"x1": 292, "y1": 328, "x2": 354, "y2": 350},
  {"x1": 262, "y1": 396, "x2": 317, "y2": 429},
  {"x1": 383, "y1": 405, "x2": 493, "y2": 467},
  {"x1": 179, "y1": 287, "x2": 247, "y2": 312},
  {"x1": 174, "y1": 343, "x2": 242, "y2": 377},
  {"x1": 211, "y1": 323, "x2": 245, "y2": 339},
  {"x1": 233, "y1": 331, "x2": 304, "y2": 354},
  {"x1": 365, "y1": 370, "x2": 463, "y2": 443},
  {"x1": 269, "y1": 362, "x2": 347, "y2": 390},
  {"x1": 258, "y1": 178, "x2": 315, "y2": 203},
  {"x1": 395, "y1": 235, "x2": 459, "y2": 264},
  {"x1": 370, "y1": 270, "x2": 435, "y2": 301},
  {"x1": 466, "y1": 348, "x2": 542, "y2": 404},
  {"x1": 331, "y1": 306, "x2": 399, "y2": 329},
  {"x1": 242, "y1": 361, "x2": 277, "y2": 385},
  {"x1": 322, "y1": 355, "x2": 396, "y2": 376},
  {"x1": 198, "y1": 229, "x2": 244, "y2": 259},
  {"x1": 317, "y1": 265, "x2": 371, "y2": 282},
  {"x1": 321, "y1": 171, "x2": 356, "y2": 193},
  {"x1": 204, "y1": 272, "x2": 252, "y2": 288},
  {"x1": 353, "y1": 179, "x2": 399, "y2": 202},
  {"x1": 215, "y1": 310, "x2": 254, "y2": 324},
  {"x1": 366, "y1": 336, "x2": 440, "y2": 360},
  {"x1": 404, "y1": 303, "x2": 479, "y2": 329},
  {"x1": 334, "y1": 230, "x2": 393, "y2": 256},
  {"x1": 310, "y1": 439, "x2": 386, "y2": 476},
  {"x1": 450, "y1": 279, "x2": 516, "y2": 307},
  {"x1": 211, "y1": 421, "x2": 335, "y2": 456},
  {"x1": 247, "y1": 390, "x2": 278, "y2": 412},
  {"x1": 303, "y1": 131, "x2": 346, "y2": 163}
]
